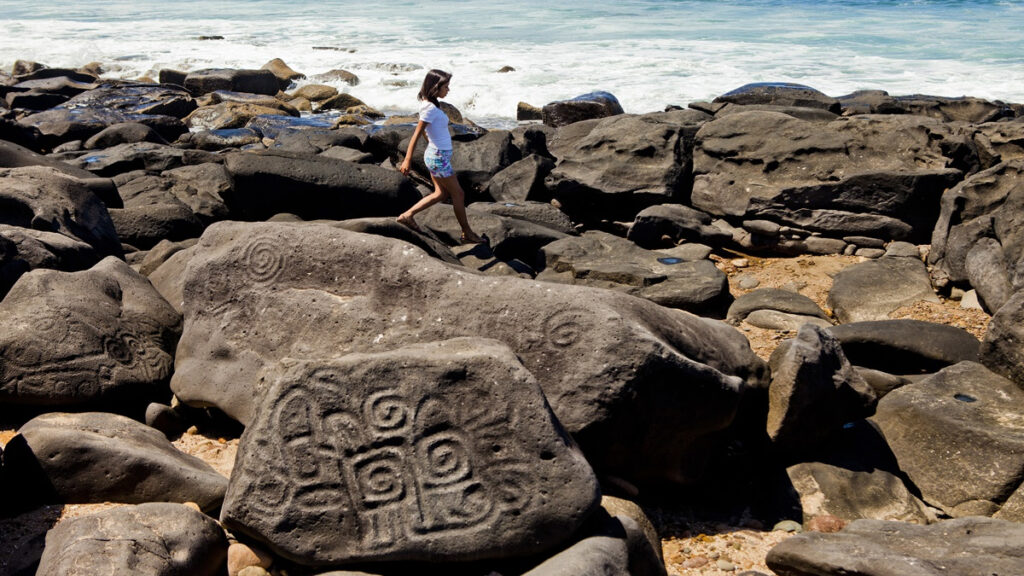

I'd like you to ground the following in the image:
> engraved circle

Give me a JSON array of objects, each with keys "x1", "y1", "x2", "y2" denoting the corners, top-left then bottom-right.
[
  {"x1": 244, "y1": 238, "x2": 285, "y2": 283},
  {"x1": 104, "y1": 333, "x2": 135, "y2": 365},
  {"x1": 543, "y1": 309, "x2": 587, "y2": 348},
  {"x1": 354, "y1": 451, "x2": 406, "y2": 505},
  {"x1": 420, "y1": 432, "x2": 471, "y2": 486},
  {"x1": 364, "y1": 391, "x2": 410, "y2": 432}
]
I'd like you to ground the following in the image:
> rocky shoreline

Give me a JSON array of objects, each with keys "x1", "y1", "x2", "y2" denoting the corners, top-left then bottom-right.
[{"x1": 2, "y1": 57, "x2": 1024, "y2": 576}]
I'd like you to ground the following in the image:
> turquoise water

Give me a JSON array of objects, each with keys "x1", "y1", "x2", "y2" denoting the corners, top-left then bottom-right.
[{"x1": 1, "y1": 1, "x2": 1021, "y2": 122}]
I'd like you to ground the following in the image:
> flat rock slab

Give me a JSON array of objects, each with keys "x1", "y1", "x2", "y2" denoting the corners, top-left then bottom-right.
[
  {"x1": 872, "y1": 361, "x2": 1024, "y2": 517},
  {"x1": 36, "y1": 503, "x2": 227, "y2": 576},
  {"x1": 827, "y1": 256, "x2": 939, "y2": 323},
  {"x1": 222, "y1": 338, "x2": 599, "y2": 565},
  {"x1": 766, "y1": 516, "x2": 1024, "y2": 576},
  {"x1": 727, "y1": 288, "x2": 829, "y2": 324},
  {"x1": 787, "y1": 461, "x2": 931, "y2": 525},
  {"x1": 172, "y1": 221, "x2": 766, "y2": 486},
  {"x1": 0, "y1": 256, "x2": 180, "y2": 408},
  {"x1": 828, "y1": 319, "x2": 980, "y2": 375},
  {"x1": 980, "y1": 289, "x2": 1024, "y2": 390},
  {"x1": 4, "y1": 412, "x2": 226, "y2": 511},
  {"x1": 539, "y1": 230, "x2": 730, "y2": 315}
]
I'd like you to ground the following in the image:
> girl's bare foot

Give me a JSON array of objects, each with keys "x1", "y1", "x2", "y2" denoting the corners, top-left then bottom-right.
[
  {"x1": 396, "y1": 214, "x2": 421, "y2": 232},
  {"x1": 461, "y1": 231, "x2": 484, "y2": 244}
]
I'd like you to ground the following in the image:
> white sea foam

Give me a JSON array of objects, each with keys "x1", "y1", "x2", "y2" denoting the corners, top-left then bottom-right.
[{"x1": 1, "y1": 0, "x2": 1022, "y2": 126}]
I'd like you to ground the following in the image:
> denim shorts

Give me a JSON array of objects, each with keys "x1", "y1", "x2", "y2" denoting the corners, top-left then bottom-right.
[{"x1": 424, "y1": 145, "x2": 454, "y2": 178}]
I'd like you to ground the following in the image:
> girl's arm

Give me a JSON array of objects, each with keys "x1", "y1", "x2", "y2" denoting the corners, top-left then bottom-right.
[{"x1": 399, "y1": 119, "x2": 429, "y2": 175}]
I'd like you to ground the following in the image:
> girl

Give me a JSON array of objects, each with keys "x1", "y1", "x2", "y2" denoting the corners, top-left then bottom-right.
[{"x1": 397, "y1": 69, "x2": 483, "y2": 244}]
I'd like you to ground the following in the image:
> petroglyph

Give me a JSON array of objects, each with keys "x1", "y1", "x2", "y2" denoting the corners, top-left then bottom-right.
[{"x1": 244, "y1": 237, "x2": 285, "y2": 284}]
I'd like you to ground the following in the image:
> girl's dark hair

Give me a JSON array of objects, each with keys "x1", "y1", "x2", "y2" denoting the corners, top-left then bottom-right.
[{"x1": 418, "y1": 69, "x2": 452, "y2": 106}]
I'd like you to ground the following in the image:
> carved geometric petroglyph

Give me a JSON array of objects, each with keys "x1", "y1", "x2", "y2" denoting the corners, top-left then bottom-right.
[
  {"x1": 244, "y1": 237, "x2": 286, "y2": 284},
  {"x1": 541, "y1": 307, "x2": 592, "y2": 350}
]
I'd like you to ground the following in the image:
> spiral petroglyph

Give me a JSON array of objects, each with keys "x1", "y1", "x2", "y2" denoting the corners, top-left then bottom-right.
[
  {"x1": 542, "y1": 308, "x2": 589, "y2": 349},
  {"x1": 243, "y1": 237, "x2": 285, "y2": 283}
]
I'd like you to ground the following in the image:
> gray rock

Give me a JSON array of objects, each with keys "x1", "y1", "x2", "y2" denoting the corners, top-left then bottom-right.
[
  {"x1": 980, "y1": 290, "x2": 1024, "y2": 389},
  {"x1": 826, "y1": 255, "x2": 939, "y2": 323},
  {"x1": 929, "y1": 160, "x2": 1024, "y2": 291},
  {"x1": 36, "y1": 503, "x2": 227, "y2": 576},
  {"x1": 960, "y1": 289, "x2": 984, "y2": 310},
  {"x1": 965, "y1": 237, "x2": 1014, "y2": 313},
  {"x1": 56, "y1": 83, "x2": 196, "y2": 118},
  {"x1": 0, "y1": 165, "x2": 122, "y2": 258},
  {"x1": 19, "y1": 107, "x2": 187, "y2": 148},
  {"x1": 767, "y1": 325, "x2": 876, "y2": 457},
  {"x1": 187, "y1": 127, "x2": 263, "y2": 151},
  {"x1": 540, "y1": 230, "x2": 731, "y2": 315},
  {"x1": 449, "y1": 130, "x2": 523, "y2": 194},
  {"x1": 84, "y1": 122, "x2": 168, "y2": 149},
  {"x1": 883, "y1": 241, "x2": 920, "y2": 259},
  {"x1": 148, "y1": 244, "x2": 196, "y2": 313},
  {"x1": 220, "y1": 338, "x2": 600, "y2": 565},
  {"x1": 803, "y1": 236, "x2": 847, "y2": 255},
  {"x1": 542, "y1": 91, "x2": 625, "y2": 128},
  {"x1": 712, "y1": 82, "x2": 841, "y2": 113},
  {"x1": 843, "y1": 235, "x2": 885, "y2": 248},
  {"x1": 470, "y1": 201, "x2": 575, "y2": 236},
  {"x1": 744, "y1": 310, "x2": 832, "y2": 331},
  {"x1": 171, "y1": 221, "x2": 767, "y2": 486},
  {"x1": 628, "y1": 203, "x2": 732, "y2": 249},
  {"x1": 828, "y1": 319, "x2": 980, "y2": 375},
  {"x1": 485, "y1": 154, "x2": 555, "y2": 203},
  {"x1": 854, "y1": 247, "x2": 886, "y2": 258},
  {"x1": 973, "y1": 119, "x2": 1024, "y2": 169},
  {"x1": 0, "y1": 224, "x2": 101, "y2": 297},
  {"x1": 727, "y1": 288, "x2": 830, "y2": 324},
  {"x1": 787, "y1": 461, "x2": 931, "y2": 525},
  {"x1": 333, "y1": 217, "x2": 462, "y2": 266},
  {"x1": 184, "y1": 68, "x2": 280, "y2": 96},
  {"x1": 766, "y1": 516, "x2": 1024, "y2": 576},
  {"x1": 546, "y1": 111, "x2": 710, "y2": 222},
  {"x1": 4, "y1": 412, "x2": 226, "y2": 510},
  {"x1": 139, "y1": 163, "x2": 232, "y2": 226},
  {"x1": 692, "y1": 112, "x2": 966, "y2": 242},
  {"x1": 75, "y1": 142, "x2": 219, "y2": 177},
  {"x1": 742, "y1": 219, "x2": 781, "y2": 237},
  {"x1": 736, "y1": 275, "x2": 761, "y2": 290},
  {"x1": 108, "y1": 203, "x2": 204, "y2": 249},
  {"x1": 853, "y1": 366, "x2": 912, "y2": 398},
  {"x1": 222, "y1": 150, "x2": 421, "y2": 221},
  {"x1": 601, "y1": 496, "x2": 666, "y2": 576},
  {"x1": 872, "y1": 361, "x2": 1024, "y2": 517},
  {"x1": 715, "y1": 103, "x2": 839, "y2": 122},
  {"x1": 416, "y1": 203, "x2": 568, "y2": 264},
  {"x1": 522, "y1": 529, "x2": 630, "y2": 576},
  {"x1": 0, "y1": 257, "x2": 180, "y2": 408}
]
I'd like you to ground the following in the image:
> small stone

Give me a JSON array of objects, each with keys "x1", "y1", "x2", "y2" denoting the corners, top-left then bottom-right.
[
  {"x1": 949, "y1": 287, "x2": 966, "y2": 300},
  {"x1": 731, "y1": 258, "x2": 749, "y2": 268},
  {"x1": 681, "y1": 546, "x2": 692, "y2": 554},
  {"x1": 773, "y1": 520, "x2": 803, "y2": 533},
  {"x1": 717, "y1": 559, "x2": 737, "y2": 571},
  {"x1": 960, "y1": 289, "x2": 984, "y2": 310},
  {"x1": 805, "y1": 514, "x2": 848, "y2": 533},
  {"x1": 182, "y1": 501, "x2": 201, "y2": 512},
  {"x1": 228, "y1": 542, "x2": 274, "y2": 576},
  {"x1": 185, "y1": 425, "x2": 199, "y2": 435},
  {"x1": 498, "y1": 65, "x2": 516, "y2": 73},
  {"x1": 737, "y1": 276, "x2": 760, "y2": 290},
  {"x1": 682, "y1": 556, "x2": 709, "y2": 568},
  {"x1": 855, "y1": 247, "x2": 886, "y2": 259},
  {"x1": 885, "y1": 241, "x2": 920, "y2": 258},
  {"x1": 237, "y1": 568, "x2": 271, "y2": 576},
  {"x1": 843, "y1": 244, "x2": 857, "y2": 256},
  {"x1": 781, "y1": 281, "x2": 806, "y2": 293}
]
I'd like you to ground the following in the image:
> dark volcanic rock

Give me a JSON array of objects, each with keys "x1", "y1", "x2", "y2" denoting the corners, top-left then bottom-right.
[
  {"x1": 627, "y1": 203, "x2": 731, "y2": 249},
  {"x1": 929, "y1": 159, "x2": 1024, "y2": 294},
  {"x1": 0, "y1": 224, "x2": 101, "y2": 297},
  {"x1": 521, "y1": 522, "x2": 630, "y2": 576},
  {"x1": 221, "y1": 338, "x2": 600, "y2": 565},
  {"x1": 0, "y1": 257, "x2": 180, "y2": 408},
  {"x1": 4, "y1": 412, "x2": 226, "y2": 510},
  {"x1": 171, "y1": 222, "x2": 767, "y2": 486},
  {"x1": 222, "y1": 150, "x2": 421, "y2": 221},
  {"x1": 980, "y1": 290, "x2": 1024, "y2": 390},
  {"x1": 108, "y1": 203, "x2": 204, "y2": 249},
  {"x1": 973, "y1": 119, "x2": 1024, "y2": 169},
  {"x1": 538, "y1": 230, "x2": 731, "y2": 315},
  {"x1": 872, "y1": 361, "x2": 1024, "y2": 517},
  {"x1": 542, "y1": 91, "x2": 624, "y2": 128},
  {"x1": 35, "y1": 503, "x2": 227, "y2": 576},
  {"x1": 484, "y1": 154, "x2": 556, "y2": 203},
  {"x1": 19, "y1": 107, "x2": 187, "y2": 148},
  {"x1": 828, "y1": 319, "x2": 980, "y2": 375},
  {"x1": 5, "y1": 90, "x2": 69, "y2": 111},
  {"x1": 0, "y1": 165, "x2": 123, "y2": 258},
  {"x1": 826, "y1": 254, "x2": 938, "y2": 323},
  {"x1": 767, "y1": 325, "x2": 876, "y2": 457},
  {"x1": 74, "y1": 142, "x2": 219, "y2": 177},
  {"x1": 965, "y1": 236, "x2": 1015, "y2": 313},
  {"x1": 415, "y1": 203, "x2": 568, "y2": 264},
  {"x1": 60, "y1": 83, "x2": 197, "y2": 118},
  {"x1": 186, "y1": 127, "x2": 263, "y2": 151},
  {"x1": 184, "y1": 68, "x2": 280, "y2": 96},
  {"x1": 334, "y1": 217, "x2": 462, "y2": 266},
  {"x1": 786, "y1": 461, "x2": 931, "y2": 525},
  {"x1": 84, "y1": 122, "x2": 168, "y2": 149},
  {"x1": 470, "y1": 200, "x2": 575, "y2": 236},
  {"x1": 692, "y1": 112, "x2": 968, "y2": 242},
  {"x1": 115, "y1": 163, "x2": 232, "y2": 226},
  {"x1": 546, "y1": 110, "x2": 709, "y2": 221},
  {"x1": 713, "y1": 82, "x2": 841, "y2": 113},
  {"x1": 450, "y1": 130, "x2": 522, "y2": 194},
  {"x1": 766, "y1": 516, "x2": 1024, "y2": 576},
  {"x1": 0, "y1": 139, "x2": 101, "y2": 179},
  {"x1": 727, "y1": 288, "x2": 830, "y2": 325},
  {"x1": 186, "y1": 102, "x2": 291, "y2": 131}
]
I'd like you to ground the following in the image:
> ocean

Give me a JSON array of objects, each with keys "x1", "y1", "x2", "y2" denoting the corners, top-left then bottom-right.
[{"x1": 1, "y1": 0, "x2": 1022, "y2": 127}]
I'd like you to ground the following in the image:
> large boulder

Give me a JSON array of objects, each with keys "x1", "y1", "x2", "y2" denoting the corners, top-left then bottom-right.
[
  {"x1": 74, "y1": 142, "x2": 219, "y2": 177},
  {"x1": 929, "y1": 159, "x2": 1024, "y2": 294},
  {"x1": 826, "y1": 253, "x2": 939, "y2": 323},
  {"x1": 0, "y1": 139, "x2": 99, "y2": 180},
  {"x1": 117, "y1": 163, "x2": 233, "y2": 226},
  {"x1": 692, "y1": 112, "x2": 968, "y2": 242},
  {"x1": 58, "y1": 83, "x2": 196, "y2": 118},
  {"x1": 872, "y1": 361, "x2": 1024, "y2": 517},
  {"x1": 713, "y1": 82, "x2": 841, "y2": 113},
  {"x1": 171, "y1": 222, "x2": 768, "y2": 486},
  {"x1": 415, "y1": 203, "x2": 568, "y2": 265},
  {"x1": 0, "y1": 257, "x2": 180, "y2": 409},
  {"x1": 828, "y1": 319, "x2": 980, "y2": 376},
  {"x1": 186, "y1": 102, "x2": 292, "y2": 131},
  {"x1": 521, "y1": 519, "x2": 630, "y2": 576},
  {"x1": 222, "y1": 150, "x2": 422, "y2": 221},
  {"x1": 542, "y1": 91, "x2": 624, "y2": 128},
  {"x1": 766, "y1": 516, "x2": 1024, "y2": 576},
  {"x1": 4, "y1": 412, "x2": 226, "y2": 510},
  {"x1": 35, "y1": 503, "x2": 227, "y2": 576},
  {"x1": 980, "y1": 290, "x2": 1024, "y2": 390},
  {"x1": 0, "y1": 165, "x2": 122, "y2": 258},
  {"x1": 84, "y1": 122, "x2": 169, "y2": 149},
  {"x1": 538, "y1": 230, "x2": 731, "y2": 315},
  {"x1": 545, "y1": 110, "x2": 710, "y2": 221},
  {"x1": 767, "y1": 325, "x2": 877, "y2": 457},
  {"x1": 0, "y1": 224, "x2": 101, "y2": 298},
  {"x1": 627, "y1": 203, "x2": 732, "y2": 248},
  {"x1": 221, "y1": 338, "x2": 600, "y2": 566},
  {"x1": 484, "y1": 155, "x2": 555, "y2": 203},
  {"x1": 108, "y1": 203, "x2": 205, "y2": 249},
  {"x1": 19, "y1": 107, "x2": 188, "y2": 148},
  {"x1": 727, "y1": 288, "x2": 830, "y2": 325},
  {"x1": 973, "y1": 119, "x2": 1024, "y2": 169},
  {"x1": 183, "y1": 68, "x2": 280, "y2": 96},
  {"x1": 470, "y1": 200, "x2": 575, "y2": 236}
]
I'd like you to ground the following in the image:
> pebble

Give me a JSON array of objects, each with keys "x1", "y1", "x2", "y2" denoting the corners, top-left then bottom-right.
[
  {"x1": 773, "y1": 520, "x2": 803, "y2": 533},
  {"x1": 682, "y1": 557, "x2": 709, "y2": 568},
  {"x1": 960, "y1": 289, "x2": 984, "y2": 311},
  {"x1": 780, "y1": 280, "x2": 806, "y2": 292},
  {"x1": 717, "y1": 559, "x2": 737, "y2": 571},
  {"x1": 182, "y1": 501, "x2": 201, "y2": 512},
  {"x1": 228, "y1": 542, "x2": 274, "y2": 576},
  {"x1": 731, "y1": 258, "x2": 750, "y2": 268},
  {"x1": 737, "y1": 275, "x2": 760, "y2": 290},
  {"x1": 237, "y1": 568, "x2": 271, "y2": 576}
]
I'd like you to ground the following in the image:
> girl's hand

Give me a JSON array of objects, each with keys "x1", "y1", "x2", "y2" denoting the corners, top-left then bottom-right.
[{"x1": 399, "y1": 158, "x2": 411, "y2": 175}]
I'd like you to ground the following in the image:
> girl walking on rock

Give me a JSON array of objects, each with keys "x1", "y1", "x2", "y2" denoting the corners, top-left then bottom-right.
[{"x1": 397, "y1": 69, "x2": 483, "y2": 243}]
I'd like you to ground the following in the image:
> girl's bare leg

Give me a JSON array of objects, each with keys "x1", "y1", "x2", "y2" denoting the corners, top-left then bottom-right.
[
  {"x1": 397, "y1": 177, "x2": 449, "y2": 230},
  {"x1": 437, "y1": 174, "x2": 482, "y2": 243}
]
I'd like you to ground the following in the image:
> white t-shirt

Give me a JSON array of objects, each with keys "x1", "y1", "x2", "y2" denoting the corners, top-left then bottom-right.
[{"x1": 419, "y1": 101, "x2": 452, "y2": 151}]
